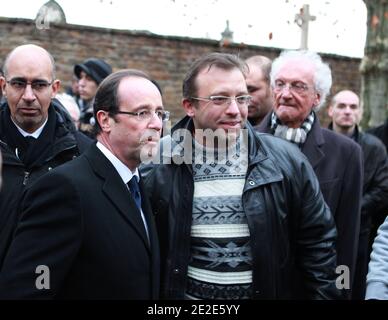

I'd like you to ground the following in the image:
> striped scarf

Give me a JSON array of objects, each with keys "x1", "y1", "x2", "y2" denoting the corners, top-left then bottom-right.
[{"x1": 271, "y1": 111, "x2": 315, "y2": 146}]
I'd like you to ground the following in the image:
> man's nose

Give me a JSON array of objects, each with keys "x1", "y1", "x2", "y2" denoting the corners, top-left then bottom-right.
[
  {"x1": 148, "y1": 112, "x2": 163, "y2": 131},
  {"x1": 344, "y1": 106, "x2": 352, "y2": 113},
  {"x1": 225, "y1": 99, "x2": 240, "y2": 115},
  {"x1": 78, "y1": 78, "x2": 85, "y2": 87},
  {"x1": 280, "y1": 85, "x2": 293, "y2": 98},
  {"x1": 22, "y1": 84, "x2": 36, "y2": 101}
]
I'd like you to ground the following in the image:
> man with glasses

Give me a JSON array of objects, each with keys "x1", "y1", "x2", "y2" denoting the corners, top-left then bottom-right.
[
  {"x1": 0, "y1": 69, "x2": 164, "y2": 299},
  {"x1": 258, "y1": 50, "x2": 363, "y2": 299},
  {"x1": 141, "y1": 52, "x2": 340, "y2": 299},
  {"x1": 0, "y1": 44, "x2": 91, "y2": 273}
]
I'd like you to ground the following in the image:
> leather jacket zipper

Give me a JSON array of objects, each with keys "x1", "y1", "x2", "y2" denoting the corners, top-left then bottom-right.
[{"x1": 23, "y1": 171, "x2": 30, "y2": 186}]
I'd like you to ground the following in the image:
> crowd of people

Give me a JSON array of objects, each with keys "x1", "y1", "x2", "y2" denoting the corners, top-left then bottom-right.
[{"x1": 0, "y1": 43, "x2": 387, "y2": 300}]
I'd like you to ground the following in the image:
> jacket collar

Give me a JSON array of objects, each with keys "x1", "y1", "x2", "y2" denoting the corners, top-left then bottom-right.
[
  {"x1": 327, "y1": 121, "x2": 359, "y2": 142},
  {"x1": 300, "y1": 114, "x2": 325, "y2": 169},
  {"x1": 0, "y1": 101, "x2": 79, "y2": 165},
  {"x1": 258, "y1": 110, "x2": 326, "y2": 168},
  {"x1": 163, "y1": 116, "x2": 269, "y2": 164},
  {"x1": 85, "y1": 143, "x2": 152, "y2": 251},
  {"x1": 160, "y1": 116, "x2": 282, "y2": 186}
]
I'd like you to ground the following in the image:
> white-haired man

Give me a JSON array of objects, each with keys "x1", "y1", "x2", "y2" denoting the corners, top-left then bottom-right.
[{"x1": 258, "y1": 50, "x2": 363, "y2": 299}]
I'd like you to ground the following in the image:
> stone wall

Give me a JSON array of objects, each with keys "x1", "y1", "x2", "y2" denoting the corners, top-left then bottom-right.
[{"x1": 0, "y1": 17, "x2": 362, "y2": 126}]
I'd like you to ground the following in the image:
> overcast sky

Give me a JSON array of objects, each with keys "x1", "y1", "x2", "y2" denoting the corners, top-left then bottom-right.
[{"x1": 0, "y1": 0, "x2": 367, "y2": 58}]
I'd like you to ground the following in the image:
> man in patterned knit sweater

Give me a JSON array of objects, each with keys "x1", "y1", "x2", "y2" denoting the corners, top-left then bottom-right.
[{"x1": 142, "y1": 53, "x2": 340, "y2": 299}]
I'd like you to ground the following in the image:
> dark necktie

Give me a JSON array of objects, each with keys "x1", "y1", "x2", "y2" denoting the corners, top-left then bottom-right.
[
  {"x1": 19, "y1": 136, "x2": 36, "y2": 162},
  {"x1": 128, "y1": 177, "x2": 142, "y2": 212}
]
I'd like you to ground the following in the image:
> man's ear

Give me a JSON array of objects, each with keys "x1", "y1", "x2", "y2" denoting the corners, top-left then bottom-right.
[
  {"x1": 51, "y1": 79, "x2": 61, "y2": 98},
  {"x1": 0, "y1": 77, "x2": 6, "y2": 96},
  {"x1": 182, "y1": 98, "x2": 196, "y2": 117},
  {"x1": 328, "y1": 105, "x2": 334, "y2": 118},
  {"x1": 313, "y1": 92, "x2": 321, "y2": 108},
  {"x1": 96, "y1": 110, "x2": 111, "y2": 133}
]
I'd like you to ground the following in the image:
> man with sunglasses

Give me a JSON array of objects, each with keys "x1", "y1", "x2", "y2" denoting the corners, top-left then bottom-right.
[
  {"x1": 0, "y1": 44, "x2": 91, "y2": 273},
  {"x1": 0, "y1": 69, "x2": 164, "y2": 299},
  {"x1": 258, "y1": 50, "x2": 363, "y2": 299},
  {"x1": 142, "y1": 52, "x2": 340, "y2": 299}
]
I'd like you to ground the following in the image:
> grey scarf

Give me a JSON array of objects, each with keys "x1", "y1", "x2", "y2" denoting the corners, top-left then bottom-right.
[{"x1": 271, "y1": 112, "x2": 315, "y2": 146}]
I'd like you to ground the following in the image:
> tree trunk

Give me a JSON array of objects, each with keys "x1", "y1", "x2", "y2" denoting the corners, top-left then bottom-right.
[{"x1": 360, "y1": 0, "x2": 388, "y2": 128}]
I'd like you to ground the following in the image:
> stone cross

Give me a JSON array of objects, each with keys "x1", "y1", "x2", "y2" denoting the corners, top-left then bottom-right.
[
  {"x1": 294, "y1": 4, "x2": 316, "y2": 50},
  {"x1": 220, "y1": 20, "x2": 234, "y2": 47}
]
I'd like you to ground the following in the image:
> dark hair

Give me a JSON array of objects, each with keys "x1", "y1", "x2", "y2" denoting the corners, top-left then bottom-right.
[
  {"x1": 182, "y1": 52, "x2": 248, "y2": 99},
  {"x1": 93, "y1": 69, "x2": 153, "y2": 135}
]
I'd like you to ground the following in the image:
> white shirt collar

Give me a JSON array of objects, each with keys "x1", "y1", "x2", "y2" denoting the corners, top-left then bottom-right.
[
  {"x1": 12, "y1": 117, "x2": 48, "y2": 139},
  {"x1": 96, "y1": 141, "x2": 139, "y2": 184}
]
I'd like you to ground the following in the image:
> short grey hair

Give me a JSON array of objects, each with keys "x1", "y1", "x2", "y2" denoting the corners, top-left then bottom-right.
[
  {"x1": 270, "y1": 50, "x2": 332, "y2": 110},
  {"x1": 245, "y1": 55, "x2": 272, "y2": 84}
]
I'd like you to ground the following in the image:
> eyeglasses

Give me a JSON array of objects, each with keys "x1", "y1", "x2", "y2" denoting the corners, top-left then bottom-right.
[
  {"x1": 273, "y1": 80, "x2": 311, "y2": 94},
  {"x1": 190, "y1": 95, "x2": 252, "y2": 107},
  {"x1": 115, "y1": 109, "x2": 170, "y2": 122},
  {"x1": 6, "y1": 78, "x2": 53, "y2": 92}
]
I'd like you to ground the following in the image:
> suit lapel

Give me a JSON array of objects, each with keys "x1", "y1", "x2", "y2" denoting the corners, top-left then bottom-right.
[
  {"x1": 301, "y1": 117, "x2": 325, "y2": 169},
  {"x1": 85, "y1": 144, "x2": 151, "y2": 250}
]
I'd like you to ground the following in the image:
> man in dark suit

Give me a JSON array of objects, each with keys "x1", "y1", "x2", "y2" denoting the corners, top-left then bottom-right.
[
  {"x1": 0, "y1": 44, "x2": 91, "y2": 272},
  {"x1": 0, "y1": 69, "x2": 167, "y2": 299},
  {"x1": 327, "y1": 90, "x2": 388, "y2": 299},
  {"x1": 257, "y1": 50, "x2": 363, "y2": 299}
]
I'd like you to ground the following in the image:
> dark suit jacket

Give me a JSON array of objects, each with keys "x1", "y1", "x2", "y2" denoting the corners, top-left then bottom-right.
[
  {"x1": 0, "y1": 143, "x2": 160, "y2": 299},
  {"x1": 258, "y1": 113, "x2": 363, "y2": 291}
]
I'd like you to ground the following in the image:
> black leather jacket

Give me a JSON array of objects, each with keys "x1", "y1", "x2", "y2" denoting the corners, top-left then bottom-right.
[
  {"x1": 141, "y1": 117, "x2": 340, "y2": 299},
  {"x1": 0, "y1": 99, "x2": 92, "y2": 268}
]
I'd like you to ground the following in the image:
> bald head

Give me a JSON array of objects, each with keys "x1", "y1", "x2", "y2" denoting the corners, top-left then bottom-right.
[
  {"x1": 245, "y1": 55, "x2": 273, "y2": 126},
  {"x1": 2, "y1": 44, "x2": 56, "y2": 79},
  {"x1": 0, "y1": 44, "x2": 60, "y2": 133},
  {"x1": 331, "y1": 90, "x2": 359, "y2": 105},
  {"x1": 328, "y1": 90, "x2": 361, "y2": 135}
]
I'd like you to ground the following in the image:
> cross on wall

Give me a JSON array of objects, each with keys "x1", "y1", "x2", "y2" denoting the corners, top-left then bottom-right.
[{"x1": 295, "y1": 4, "x2": 316, "y2": 50}]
